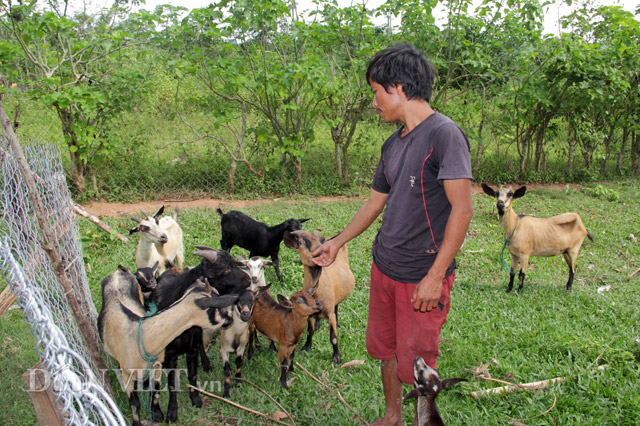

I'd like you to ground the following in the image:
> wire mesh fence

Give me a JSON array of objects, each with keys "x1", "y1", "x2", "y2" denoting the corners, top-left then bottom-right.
[{"x1": 0, "y1": 137, "x2": 123, "y2": 425}]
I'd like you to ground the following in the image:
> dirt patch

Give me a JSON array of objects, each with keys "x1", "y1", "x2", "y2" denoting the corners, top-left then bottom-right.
[{"x1": 81, "y1": 183, "x2": 576, "y2": 218}]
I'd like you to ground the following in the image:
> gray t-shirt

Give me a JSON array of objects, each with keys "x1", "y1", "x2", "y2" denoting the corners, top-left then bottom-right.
[{"x1": 371, "y1": 112, "x2": 472, "y2": 283}]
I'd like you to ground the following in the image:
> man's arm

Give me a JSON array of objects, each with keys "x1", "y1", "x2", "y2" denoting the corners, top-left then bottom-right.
[
  {"x1": 312, "y1": 188, "x2": 388, "y2": 267},
  {"x1": 411, "y1": 178, "x2": 473, "y2": 312}
]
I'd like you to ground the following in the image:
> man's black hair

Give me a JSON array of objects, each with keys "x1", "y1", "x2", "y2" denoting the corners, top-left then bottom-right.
[{"x1": 366, "y1": 43, "x2": 437, "y2": 102}]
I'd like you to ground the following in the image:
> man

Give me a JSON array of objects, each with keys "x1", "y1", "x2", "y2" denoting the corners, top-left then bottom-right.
[{"x1": 311, "y1": 43, "x2": 473, "y2": 426}]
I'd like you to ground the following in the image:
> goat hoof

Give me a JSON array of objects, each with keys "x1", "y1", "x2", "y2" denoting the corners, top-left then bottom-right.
[
  {"x1": 505, "y1": 287, "x2": 513, "y2": 293},
  {"x1": 333, "y1": 355, "x2": 342, "y2": 364},
  {"x1": 166, "y1": 411, "x2": 178, "y2": 423},
  {"x1": 301, "y1": 343, "x2": 312, "y2": 351},
  {"x1": 190, "y1": 394, "x2": 203, "y2": 408},
  {"x1": 152, "y1": 409, "x2": 164, "y2": 422}
]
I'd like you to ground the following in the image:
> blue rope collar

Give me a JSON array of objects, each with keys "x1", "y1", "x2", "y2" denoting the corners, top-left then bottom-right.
[{"x1": 500, "y1": 215, "x2": 520, "y2": 271}]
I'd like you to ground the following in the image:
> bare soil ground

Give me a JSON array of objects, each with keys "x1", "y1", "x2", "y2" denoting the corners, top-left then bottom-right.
[{"x1": 81, "y1": 183, "x2": 575, "y2": 218}]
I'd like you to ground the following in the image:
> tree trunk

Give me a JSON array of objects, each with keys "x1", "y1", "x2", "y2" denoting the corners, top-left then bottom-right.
[
  {"x1": 567, "y1": 125, "x2": 576, "y2": 172},
  {"x1": 632, "y1": 131, "x2": 639, "y2": 174},
  {"x1": 616, "y1": 127, "x2": 628, "y2": 175},
  {"x1": 341, "y1": 143, "x2": 350, "y2": 183},
  {"x1": 55, "y1": 105, "x2": 86, "y2": 192}
]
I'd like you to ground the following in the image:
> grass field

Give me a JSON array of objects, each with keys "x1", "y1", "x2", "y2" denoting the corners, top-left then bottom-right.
[{"x1": 1, "y1": 181, "x2": 639, "y2": 425}]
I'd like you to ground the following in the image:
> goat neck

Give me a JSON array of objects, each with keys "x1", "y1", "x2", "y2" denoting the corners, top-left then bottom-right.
[
  {"x1": 139, "y1": 290, "x2": 236, "y2": 356},
  {"x1": 497, "y1": 193, "x2": 519, "y2": 239}
]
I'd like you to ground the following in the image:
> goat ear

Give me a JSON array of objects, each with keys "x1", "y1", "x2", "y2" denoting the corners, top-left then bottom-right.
[
  {"x1": 129, "y1": 226, "x2": 140, "y2": 235},
  {"x1": 403, "y1": 388, "x2": 421, "y2": 402},
  {"x1": 117, "y1": 265, "x2": 132, "y2": 274},
  {"x1": 194, "y1": 249, "x2": 218, "y2": 264},
  {"x1": 513, "y1": 186, "x2": 527, "y2": 199},
  {"x1": 151, "y1": 261, "x2": 159, "y2": 273},
  {"x1": 481, "y1": 183, "x2": 496, "y2": 197},
  {"x1": 197, "y1": 294, "x2": 238, "y2": 309},
  {"x1": 298, "y1": 218, "x2": 311, "y2": 224},
  {"x1": 307, "y1": 281, "x2": 319, "y2": 297},
  {"x1": 264, "y1": 259, "x2": 275, "y2": 267},
  {"x1": 277, "y1": 294, "x2": 293, "y2": 308},
  {"x1": 442, "y1": 378, "x2": 467, "y2": 389},
  {"x1": 283, "y1": 231, "x2": 299, "y2": 249},
  {"x1": 154, "y1": 205, "x2": 165, "y2": 220}
]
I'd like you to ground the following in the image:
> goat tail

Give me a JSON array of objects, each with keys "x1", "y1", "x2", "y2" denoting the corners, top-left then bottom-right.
[
  {"x1": 587, "y1": 232, "x2": 595, "y2": 243},
  {"x1": 217, "y1": 207, "x2": 224, "y2": 217}
]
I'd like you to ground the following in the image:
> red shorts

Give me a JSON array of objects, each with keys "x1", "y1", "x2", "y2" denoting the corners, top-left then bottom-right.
[{"x1": 366, "y1": 261, "x2": 454, "y2": 384}]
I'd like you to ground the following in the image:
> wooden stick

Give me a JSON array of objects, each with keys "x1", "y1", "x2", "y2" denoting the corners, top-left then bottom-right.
[
  {"x1": 295, "y1": 362, "x2": 369, "y2": 425},
  {"x1": 72, "y1": 202, "x2": 129, "y2": 243},
  {"x1": 232, "y1": 377, "x2": 296, "y2": 426},
  {"x1": 187, "y1": 385, "x2": 293, "y2": 426},
  {"x1": 0, "y1": 97, "x2": 114, "y2": 397},
  {"x1": 0, "y1": 285, "x2": 17, "y2": 320},
  {"x1": 471, "y1": 377, "x2": 566, "y2": 399},
  {"x1": 628, "y1": 267, "x2": 640, "y2": 279}
]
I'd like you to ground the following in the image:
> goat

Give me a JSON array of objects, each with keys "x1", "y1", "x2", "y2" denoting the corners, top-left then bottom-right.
[
  {"x1": 249, "y1": 283, "x2": 322, "y2": 388},
  {"x1": 217, "y1": 207, "x2": 310, "y2": 282},
  {"x1": 152, "y1": 246, "x2": 250, "y2": 422},
  {"x1": 134, "y1": 261, "x2": 159, "y2": 312},
  {"x1": 283, "y1": 229, "x2": 355, "y2": 364},
  {"x1": 404, "y1": 356, "x2": 466, "y2": 426},
  {"x1": 481, "y1": 183, "x2": 594, "y2": 292},
  {"x1": 130, "y1": 205, "x2": 184, "y2": 276},
  {"x1": 235, "y1": 255, "x2": 273, "y2": 290},
  {"x1": 97, "y1": 266, "x2": 237, "y2": 426},
  {"x1": 219, "y1": 287, "x2": 256, "y2": 397}
]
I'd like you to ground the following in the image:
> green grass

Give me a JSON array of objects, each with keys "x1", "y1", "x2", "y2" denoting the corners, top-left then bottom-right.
[{"x1": 2, "y1": 181, "x2": 640, "y2": 425}]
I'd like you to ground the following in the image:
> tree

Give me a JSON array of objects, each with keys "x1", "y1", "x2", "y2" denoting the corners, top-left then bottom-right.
[{"x1": 0, "y1": 0, "x2": 151, "y2": 193}]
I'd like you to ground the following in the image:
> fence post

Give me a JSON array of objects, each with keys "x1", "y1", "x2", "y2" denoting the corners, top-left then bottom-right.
[
  {"x1": 0, "y1": 96, "x2": 114, "y2": 397},
  {"x1": 22, "y1": 362, "x2": 66, "y2": 426}
]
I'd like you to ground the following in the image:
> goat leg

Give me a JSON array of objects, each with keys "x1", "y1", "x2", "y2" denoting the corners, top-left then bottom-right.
[
  {"x1": 129, "y1": 382, "x2": 143, "y2": 426},
  {"x1": 507, "y1": 269, "x2": 515, "y2": 293},
  {"x1": 329, "y1": 315, "x2": 342, "y2": 364},
  {"x1": 517, "y1": 271, "x2": 525, "y2": 292},
  {"x1": 279, "y1": 351, "x2": 290, "y2": 388},
  {"x1": 187, "y1": 350, "x2": 203, "y2": 407},
  {"x1": 222, "y1": 353, "x2": 232, "y2": 398},
  {"x1": 151, "y1": 378, "x2": 164, "y2": 422},
  {"x1": 273, "y1": 257, "x2": 284, "y2": 283},
  {"x1": 302, "y1": 318, "x2": 316, "y2": 351},
  {"x1": 165, "y1": 358, "x2": 180, "y2": 423}
]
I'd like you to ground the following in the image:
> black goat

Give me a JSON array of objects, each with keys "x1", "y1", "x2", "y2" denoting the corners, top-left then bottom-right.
[
  {"x1": 151, "y1": 246, "x2": 250, "y2": 423},
  {"x1": 217, "y1": 207, "x2": 310, "y2": 282}
]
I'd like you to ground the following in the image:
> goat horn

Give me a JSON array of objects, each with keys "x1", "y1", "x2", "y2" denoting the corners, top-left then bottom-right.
[
  {"x1": 194, "y1": 250, "x2": 218, "y2": 263},
  {"x1": 131, "y1": 216, "x2": 142, "y2": 223},
  {"x1": 195, "y1": 245, "x2": 216, "y2": 251}
]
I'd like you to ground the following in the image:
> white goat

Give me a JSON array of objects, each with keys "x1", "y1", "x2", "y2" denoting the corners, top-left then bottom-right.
[
  {"x1": 236, "y1": 255, "x2": 273, "y2": 290},
  {"x1": 481, "y1": 183, "x2": 594, "y2": 292},
  {"x1": 130, "y1": 205, "x2": 184, "y2": 276},
  {"x1": 97, "y1": 266, "x2": 237, "y2": 426}
]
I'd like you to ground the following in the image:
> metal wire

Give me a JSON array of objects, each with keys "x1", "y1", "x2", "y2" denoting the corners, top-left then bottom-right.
[{"x1": 0, "y1": 137, "x2": 125, "y2": 425}]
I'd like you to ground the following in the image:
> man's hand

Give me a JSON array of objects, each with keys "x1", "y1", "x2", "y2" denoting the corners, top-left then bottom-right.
[
  {"x1": 411, "y1": 275, "x2": 443, "y2": 312},
  {"x1": 311, "y1": 238, "x2": 341, "y2": 267}
]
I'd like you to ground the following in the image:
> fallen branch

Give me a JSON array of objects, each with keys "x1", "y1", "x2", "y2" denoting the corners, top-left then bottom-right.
[
  {"x1": 72, "y1": 201, "x2": 129, "y2": 243},
  {"x1": 629, "y1": 267, "x2": 640, "y2": 279},
  {"x1": 471, "y1": 377, "x2": 567, "y2": 399},
  {"x1": 233, "y1": 377, "x2": 296, "y2": 426},
  {"x1": 295, "y1": 361, "x2": 369, "y2": 425},
  {"x1": 188, "y1": 385, "x2": 293, "y2": 426}
]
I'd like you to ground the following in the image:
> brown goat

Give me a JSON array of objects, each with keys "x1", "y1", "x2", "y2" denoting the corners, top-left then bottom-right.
[
  {"x1": 284, "y1": 229, "x2": 355, "y2": 364},
  {"x1": 481, "y1": 183, "x2": 594, "y2": 292},
  {"x1": 249, "y1": 283, "x2": 322, "y2": 388}
]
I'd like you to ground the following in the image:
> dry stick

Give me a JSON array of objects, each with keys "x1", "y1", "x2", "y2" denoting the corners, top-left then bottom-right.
[
  {"x1": 628, "y1": 267, "x2": 640, "y2": 279},
  {"x1": 470, "y1": 377, "x2": 567, "y2": 399},
  {"x1": 232, "y1": 377, "x2": 296, "y2": 426},
  {"x1": 188, "y1": 385, "x2": 294, "y2": 426},
  {"x1": 72, "y1": 201, "x2": 129, "y2": 243},
  {"x1": 295, "y1": 361, "x2": 369, "y2": 426},
  {"x1": 0, "y1": 98, "x2": 114, "y2": 396}
]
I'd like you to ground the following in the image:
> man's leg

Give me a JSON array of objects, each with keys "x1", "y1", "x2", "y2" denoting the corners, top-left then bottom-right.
[{"x1": 375, "y1": 359, "x2": 403, "y2": 426}]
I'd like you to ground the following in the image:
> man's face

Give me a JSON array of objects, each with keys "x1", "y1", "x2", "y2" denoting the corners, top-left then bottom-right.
[{"x1": 370, "y1": 80, "x2": 405, "y2": 123}]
